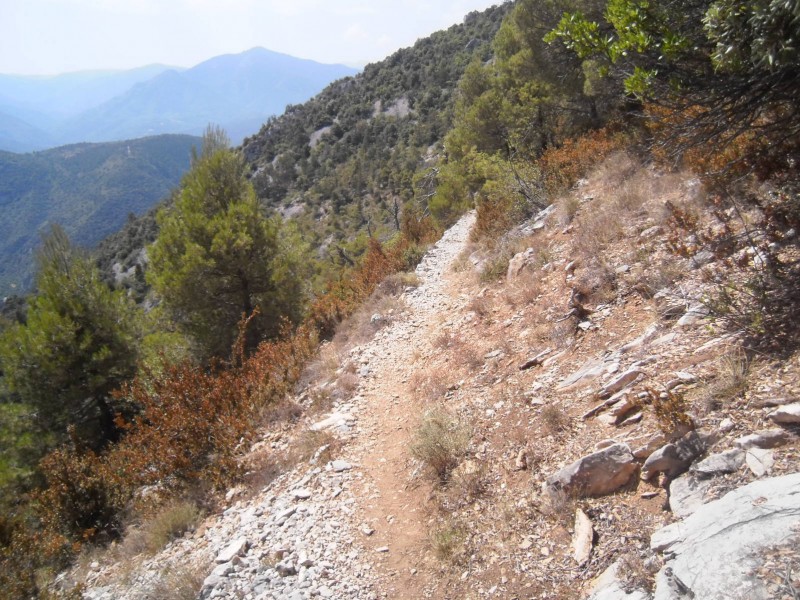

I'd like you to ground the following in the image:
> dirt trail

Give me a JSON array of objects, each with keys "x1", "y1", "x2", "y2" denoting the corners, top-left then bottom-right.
[{"x1": 340, "y1": 211, "x2": 476, "y2": 598}]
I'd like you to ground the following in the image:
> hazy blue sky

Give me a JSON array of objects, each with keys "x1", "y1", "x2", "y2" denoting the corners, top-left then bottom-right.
[{"x1": 1, "y1": 0, "x2": 505, "y2": 75}]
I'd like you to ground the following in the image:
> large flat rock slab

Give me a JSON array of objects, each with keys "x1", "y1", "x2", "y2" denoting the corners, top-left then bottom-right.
[{"x1": 651, "y1": 473, "x2": 800, "y2": 599}]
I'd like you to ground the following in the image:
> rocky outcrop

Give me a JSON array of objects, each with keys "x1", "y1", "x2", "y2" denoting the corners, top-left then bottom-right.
[{"x1": 651, "y1": 473, "x2": 800, "y2": 600}]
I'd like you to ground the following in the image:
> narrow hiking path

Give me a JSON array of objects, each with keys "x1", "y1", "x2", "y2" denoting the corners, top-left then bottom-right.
[
  {"x1": 79, "y1": 211, "x2": 478, "y2": 600},
  {"x1": 340, "y1": 211, "x2": 477, "y2": 599}
]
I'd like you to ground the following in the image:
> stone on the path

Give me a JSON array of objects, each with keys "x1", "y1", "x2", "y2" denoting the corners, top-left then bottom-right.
[
  {"x1": 547, "y1": 443, "x2": 638, "y2": 497},
  {"x1": 669, "y1": 474, "x2": 712, "y2": 518},
  {"x1": 745, "y1": 448, "x2": 774, "y2": 477},
  {"x1": 215, "y1": 538, "x2": 249, "y2": 563},
  {"x1": 734, "y1": 428, "x2": 791, "y2": 449},
  {"x1": 376, "y1": 546, "x2": 389, "y2": 553},
  {"x1": 293, "y1": 488, "x2": 312, "y2": 500},
  {"x1": 200, "y1": 562, "x2": 234, "y2": 599},
  {"x1": 572, "y1": 509, "x2": 594, "y2": 566},
  {"x1": 641, "y1": 431, "x2": 714, "y2": 480},
  {"x1": 310, "y1": 412, "x2": 353, "y2": 432},
  {"x1": 767, "y1": 402, "x2": 800, "y2": 424},
  {"x1": 331, "y1": 460, "x2": 352, "y2": 472},
  {"x1": 690, "y1": 448, "x2": 744, "y2": 478},
  {"x1": 651, "y1": 473, "x2": 800, "y2": 600}
]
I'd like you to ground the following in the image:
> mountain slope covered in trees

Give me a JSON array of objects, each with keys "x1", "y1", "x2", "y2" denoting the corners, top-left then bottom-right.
[{"x1": 0, "y1": 134, "x2": 199, "y2": 295}]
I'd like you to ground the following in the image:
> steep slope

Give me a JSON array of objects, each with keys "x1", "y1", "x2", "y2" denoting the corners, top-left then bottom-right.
[
  {"x1": 74, "y1": 160, "x2": 800, "y2": 600},
  {"x1": 58, "y1": 48, "x2": 358, "y2": 145},
  {"x1": 0, "y1": 134, "x2": 198, "y2": 295}
]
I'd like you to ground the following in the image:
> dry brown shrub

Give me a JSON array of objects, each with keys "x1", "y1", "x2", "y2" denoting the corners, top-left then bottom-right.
[
  {"x1": 539, "y1": 127, "x2": 627, "y2": 195},
  {"x1": 283, "y1": 430, "x2": 341, "y2": 469},
  {"x1": 409, "y1": 367, "x2": 451, "y2": 403},
  {"x1": 467, "y1": 294, "x2": 493, "y2": 318},
  {"x1": 333, "y1": 372, "x2": 359, "y2": 399},
  {"x1": 572, "y1": 261, "x2": 617, "y2": 305},
  {"x1": 136, "y1": 501, "x2": 202, "y2": 555},
  {"x1": 146, "y1": 565, "x2": 206, "y2": 600},
  {"x1": 411, "y1": 408, "x2": 471, "y2": 483},
  {"x1": 430, "y1": 519, "x2": 469, "y2": 565},
  {"x1": 450, "y1": 337, "x2": 483, "y2": 371},
  {"x1": 700, "y1": 348, "x2": 752, "y2": 411},
  {"x1": 540, "y1": 404, "x2": 571, "y2": 436}
]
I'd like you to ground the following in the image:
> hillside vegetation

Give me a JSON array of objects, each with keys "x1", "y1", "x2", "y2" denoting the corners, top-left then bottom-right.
[
  {"x1": 0, "y1": 0, "x2": 798, "y2": 597},
  {"x1": 0, "y1": 134, "x2": 199, "y2": 296}
]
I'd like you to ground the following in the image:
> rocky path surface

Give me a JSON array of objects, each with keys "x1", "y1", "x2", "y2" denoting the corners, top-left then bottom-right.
[{"x1": 83, "y1": 212, "x2": 476, "y2": 600}]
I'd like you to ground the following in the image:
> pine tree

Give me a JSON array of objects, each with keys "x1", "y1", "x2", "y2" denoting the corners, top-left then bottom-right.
[
  {"x1": 0, "y1": 226, "x2": 139, "y2": 447},
  {"x1": 148, "y1": 127, "x2": 308, "y2": 359}
]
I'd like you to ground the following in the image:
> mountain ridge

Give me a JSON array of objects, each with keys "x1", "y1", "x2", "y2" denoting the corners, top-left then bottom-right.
[{"x1": 0, "y1": 48, "x2": 358, "y2": 151}]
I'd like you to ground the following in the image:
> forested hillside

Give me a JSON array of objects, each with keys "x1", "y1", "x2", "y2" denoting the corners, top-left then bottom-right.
[
  {"x1": 0, "y1": 134, "x2": 199, "y2": 295},
  {"x1": 241, "y1": 4, "x2": 512, "y2": 272},
  {"x1": 1, "y1": 0, "x2": 798, "y2": 597}
]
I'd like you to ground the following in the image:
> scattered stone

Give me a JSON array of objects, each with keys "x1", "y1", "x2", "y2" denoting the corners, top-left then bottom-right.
[
  {"x1": 767, "y1": 403, "x2": 800, "y2": 425},
  {"x1": 361, "y1": 525, "x2": 375, "y2": 537},
  {"x1": 620, "y1": 323, "x2": 659, "y2": 353},
  {"x1": 375, "y1": 546, "x2": 389, "y2": 553},
  {"x1": 641, "y1": 491, "x2": 659, "y2": 499},
  {"x1": 595, "y1": 439, "x2": 617, "y2": 451},
  {"x1": 734, "y1": 428, "x2": 791, "y2": 449},
  {"x1": 718, "y1": 417, "x2": 735, "y2": 433},
  {"x1": 642, "y1": 431, "x2": 715, "y2": 480},
  {"x1": 558, "y1": 358, "x2": 609, "y2": 390},
  {"x1": 745, "y1": 448, "x2": 774, "y2": 477},
  {"x1": 572, "y1": 509, "x2": 594, "y2": 566},
  {"x1": 633, "y1": 433, "x2": 667, "y2": 459},
  {"x1": 293, "y1": 488, "x2": 313, "y2": 500},
  {"x1": 690, "y1": 448, "x2": 744, "y2": 478},
  {"x1": 330, "y1": 460, "x2": 352, "y2": 472},
  {"x1": 310, "y1": 412, "x2": 352, "y2": 432},
  {"x1": 607, "y1": 395, "x2": 639, "y2": 425},
  {"x1": 651, "y1": 473, "x2": 800, "y2": 600},
  {"x1": 640, "y1": 225, "x2": 664, "y2": 239},
  {"x1": 514, "y1": 450, "x2": 528, "y2": 471},
  {"x1": 507, "y1": 248, "x2": 535, "y2": 279},
  {"x1": 200, "y1": 563, "x2": 234, "y2": 599},
  {"x1": 675, "y1": 304, "x2": 710, "y2": 328},
  {"x1": 484, "y1": 349, "x2": 503, "y2": 360},
  {"x1": 547, "y1": 443, "x2": 638, "y2": 497},
  {"x1": 692, "y1": 249, "x2": 715, "y2": 267},
  {"x1": 276, "y1": 561, "x2": 297, "y2": 577},
  {"x1": 216, "y1": 538, "x2": 249, "y2": 563}
]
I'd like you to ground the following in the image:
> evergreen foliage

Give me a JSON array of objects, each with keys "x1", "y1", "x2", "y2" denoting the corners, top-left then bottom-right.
[
  {"x1": 148, "y1": 128, "x2": 309, "y2": 358},
  {"x1": 0, "y1": 226, "x2": 140, "y2": 448}
]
